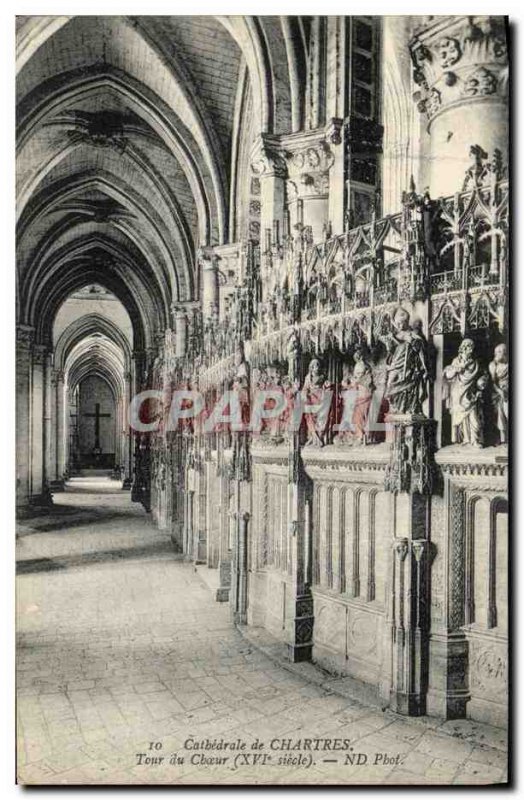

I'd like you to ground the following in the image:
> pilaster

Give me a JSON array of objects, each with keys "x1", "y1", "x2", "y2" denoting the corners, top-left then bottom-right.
[{"x1": 382, "y1": 414, "x2": 436, "y2": 715}]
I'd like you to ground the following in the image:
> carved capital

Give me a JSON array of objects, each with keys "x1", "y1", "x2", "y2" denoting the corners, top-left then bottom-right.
[
  {"x1": 393, "y1": 538, "x2": 409, "y2": 561},
  {"x1": 251, "y1": 135, "x2": 287, "y2": 179},
  {"x1": 284, "y1": 134, "x2": 335, "y2": 199},
  {"x1": 197, "y1": 246, "x2": 220, "y2": 271},
  {"x1": 412, "y1": 540, "x2": 427, "y2": 563},
  {"x1": 32, "y1": 343, "x2": 48, "y2": 365},
  {"x1": 51, "y1": 368, "x2": 64, "y2": 386},
  {"x1": 410, "y1": 15, "x2": 508, "y2": 123},
  {"x1": 326, "y1": 117, "x2": 344, "y2": 146},
  {"x1": 16, "y1": 324, "x2": 34, "y2": 349}
]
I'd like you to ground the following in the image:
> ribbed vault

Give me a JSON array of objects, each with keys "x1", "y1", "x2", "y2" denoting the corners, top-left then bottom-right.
[{"x1": 16, "y1": 15, "x2": 308, "y2": 351}]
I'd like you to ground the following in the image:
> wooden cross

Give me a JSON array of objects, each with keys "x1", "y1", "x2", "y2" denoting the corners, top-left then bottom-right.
[{"x1": 83, "y1": 403, "x2": 111, "y2": 450}]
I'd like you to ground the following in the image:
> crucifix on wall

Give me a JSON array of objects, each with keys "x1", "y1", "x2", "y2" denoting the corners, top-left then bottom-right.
[{"x1": 83, "y1": 403, "x2": 111, "y2": 451}]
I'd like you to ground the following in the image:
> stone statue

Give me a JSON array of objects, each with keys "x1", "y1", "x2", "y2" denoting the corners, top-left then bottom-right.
[
  {"x1": 335, "y1": 347, "x2": 377, "y2": 446},
  {"x1": 383, "y1": 308, "x2": 429, "y2": 415},
  {"x1": 351, "y1": 347, "x2": 378, "y2": 444},
  {"x1": 302, "y1": 358, "x2": 334, "y2": 447},
  {"x1": 231, "y1": 341, "x2": 251, "y2": 480},
  {"x1": 489, "y1": 343, "x2": 508, "y2": 444},
  {"x1": 262, "y1": 366, "x2": 287, "y2": 441},
  {"x1": 443, "y1": 338, "x2": 488, "y2": 447},
  {"x1": 287, "y1": 327, "x2": 301, "y2": 384}
]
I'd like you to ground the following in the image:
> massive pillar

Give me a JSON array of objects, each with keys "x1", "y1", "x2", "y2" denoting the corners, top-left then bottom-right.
[
  {"x1": 16, "y1": 325, "x2": 34, "y2": 510},
  {"x1": 409, "y1": 15, "x2": 508, "y2": 197}
]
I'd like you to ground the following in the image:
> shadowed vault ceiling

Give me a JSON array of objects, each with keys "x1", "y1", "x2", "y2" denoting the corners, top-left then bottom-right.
[{"x1": 16, "y1": 15, "x2": 308, "y2": 350}]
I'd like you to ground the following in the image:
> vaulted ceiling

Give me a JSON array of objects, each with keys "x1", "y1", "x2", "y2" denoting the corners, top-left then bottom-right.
[{"x1": 16, "y1": 15, "x2": 308, "y2": 349}]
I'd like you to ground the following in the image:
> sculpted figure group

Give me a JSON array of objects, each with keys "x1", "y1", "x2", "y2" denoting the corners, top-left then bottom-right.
[
  {"x1": 226, "y1": 307, "x2": 507, "y2": 450},
  {"x1": 443, "y1": 339, "x2": 508, "y2": 447}
]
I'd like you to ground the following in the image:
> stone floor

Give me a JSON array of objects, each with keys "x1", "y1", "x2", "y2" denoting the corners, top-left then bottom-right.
[{"x1": 16, "y1": 478, "x2": 508, "y2": 785}]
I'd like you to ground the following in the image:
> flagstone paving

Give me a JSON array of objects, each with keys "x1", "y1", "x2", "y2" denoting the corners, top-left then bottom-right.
[{"x1": 16, "y1": 478, "x2": 508, "y2": 785}]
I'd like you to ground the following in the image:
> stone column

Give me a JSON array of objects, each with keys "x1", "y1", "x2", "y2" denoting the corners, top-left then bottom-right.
[
  {"x1": 251, "y1": 134, "x2": 287, "y2": 294},
  {"x1": 65, "y1": 385, "x2": 78, "y2": 477},
  {"x1": 325, "y1": 17, "x2": 348, "y2": 233},
  {"x1": 184, "y1": 465, "x2": 196, "y2": 559},
  {"x1": 118, "y1": 397, "x2": 126, "y2": 479},
  {"x1": 205, "y1": 461, "x2": 219, "y2": 569},
  {"x1": 287, "y1": 454, "x2": 314, "y2": 663},
  {"x1": 30, "y1": 344, "x2": 46, "y2": 502},
  {"x1": 194, "y1": 466, "x2": 207, "y2": 565},
  {"x1": 286, "y1": 333, "x2": 314, "y2": 663},
  {"x1": 409, "y1": 15, "x2": 508, "y2": 197},
  {"x1": 132, "y1": 350, "x2": 147, "y2": 395},
  {"x1": 216, "y1": 472, "x2": 232, "y2": 602},
  {"x1": 43, "y1": 350, "x2": 54, "y2": 488},
  {"x1": 55, "y1": 370, "x2": 66, "y2": 485},
  {"x1": 16, "y1": 325, "x2": 34, "y2": 510},
  {"x1": 231, "y1": 511, "x2": 250, "y2": 625},
  {"x1": 199, "y1": 248, "x2": 220, "y2": 318},
  {"x1": 284, "y1": 129, "x2": 339, "y2": 243},
  {"x1": 173, "y1": 307, "x2": 188, "y2": 359},
  {"x1": 48, "y1": 368, "x2": 59, "y2": 489},
  {"x1": 123, "y1": 370, "x2": 132, "y2": 489}
]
